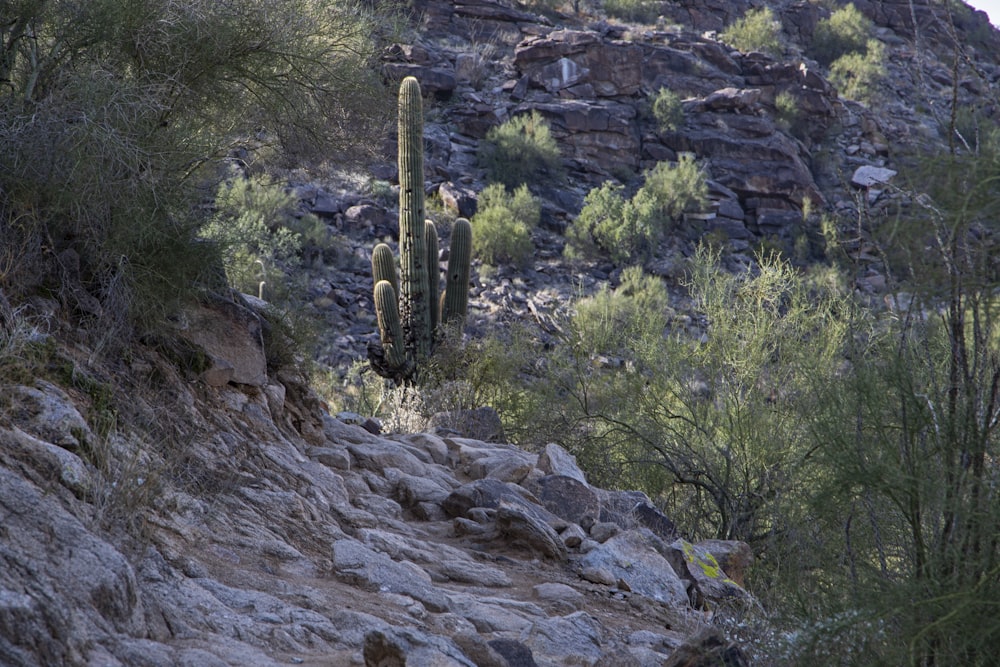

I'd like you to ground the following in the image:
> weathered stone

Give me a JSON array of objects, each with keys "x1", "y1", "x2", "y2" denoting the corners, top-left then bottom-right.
[
  {"x1": 536, "y1": 443, "x2": 588, "y2": 483},
  {"x1": 579, "y1": 531, "x2": 690, "y2": 607},
  {"x1": 442, "y1": 478, "x2": 536, "y2": 517},
  {"x1": 535, "y1": 474, "x2": 600, "y2": 525},
  {"x1": 523, "y1": 611, "x2": 604, "y2": 666},
  {"x1": 6, "y1": 381, "x2": 93, "y2": 449},
  {"x1": 667, "y1": 539, "x2": 751, "y2": 608},
  {"x1": 695, "y1": 539, "x2": 755, "y2": 588},
  {"x1": 588, "y1": 521, "x2": 620, "y2": 543},
  {"x1": 331, "y1": 539, "x2": 450, "y2": 613},
  {"x1": 436, "y1": 559, "x2": 513, "y2": 587},
  {"x1": 560, "y1": 523, "x2": 587, "y2": 549},
  {"x1": 177, "y1": 297, "x2": 267, "y2": 386},
  {"x1": 496, "y1": 500, "x2": 568, "y2": 560},
  {"x1": 851, "y1": 165, "x2": 898, "y2": 188},
  {"x1": 533, "y1": 583, "x2": 583, "y2": 610}
]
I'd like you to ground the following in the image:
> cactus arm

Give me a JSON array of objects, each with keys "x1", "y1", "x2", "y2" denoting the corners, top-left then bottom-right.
[
  {"x1": 371, "y1": 243, "x2": 399, "y2": 297},
  {"x1": 373, "y1": 280, "x2": 408, "y2": 372},
  {"x1": 442, "y1": 217, "x2": 472, "y2": 329},
  {"x1": 397, "y1": 76, "x2": 432, "y2": 360},
  {"x1": 425, "y1": 221, "x2": 440, "y2": 338}
]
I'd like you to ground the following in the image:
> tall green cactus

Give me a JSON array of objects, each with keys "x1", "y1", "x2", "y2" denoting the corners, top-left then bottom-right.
[
  {"x1": 397, "y1": 75, "x2": 432, "y2": 360},
  {"x1": 369, "y1": 77, "x2": 473, "y2": 384}
]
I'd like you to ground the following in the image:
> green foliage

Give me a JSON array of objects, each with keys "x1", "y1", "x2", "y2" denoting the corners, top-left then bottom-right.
[
  {"x1": 478, "y1": 111, "x2": 562, "y2": 189},
  {"x1": 651, "y1": 87, "x2": 684, "y2": 133},
  {"x1": 471, "y1": 183, "x2": 540, "y2": 266},
  {"x1": 602, "y1": 0, "x2": 661, "y2": 24},
  {"x1": 810, "y1": 3, "x2": 873, "y2": 66},
  {"x1": 721, "y1": 7, "x2": 783, "y2": 56},
  {"x1": 565, "y1": 155, "x2": 707, "y2": 262},
  {"x1": 774, "y1": 90, "x2": 808, "y2": 140},
  {"x1": 572, "y1": 266, "x2": 671, "y2": 354},
  {"x1": 0, "y1": 0, "x2": 390, "y2": 339},
  {"x1": 829, "y1": 39, "x2": 885, "y2": 103},
  {"x1": 201, "y1": 176, "x2": 318, "y2": 301}
]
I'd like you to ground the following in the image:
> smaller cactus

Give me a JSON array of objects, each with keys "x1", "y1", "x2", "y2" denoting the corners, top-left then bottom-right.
[
  {"x1": 442, "y1": 218, "x2": 472, "y2": 328},
  {"x1": 373, "y1": 280, "x2": 413, "y2": 380}
]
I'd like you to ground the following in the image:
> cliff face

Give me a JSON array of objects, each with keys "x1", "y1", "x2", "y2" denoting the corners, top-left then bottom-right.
[{"x1": 3, "y1": 1, "x2": 999, "y2": 665}]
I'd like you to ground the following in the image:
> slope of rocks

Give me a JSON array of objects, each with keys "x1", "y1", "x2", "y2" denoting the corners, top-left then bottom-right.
[
  {"x1": 294, "y1": 0, "x2": 1000, "y2": 374},
  {"x1": 1, "y1": 296, "x2": 754, "y2": 666}
]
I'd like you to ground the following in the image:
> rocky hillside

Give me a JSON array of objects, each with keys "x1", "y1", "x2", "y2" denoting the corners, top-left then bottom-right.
[
  {"x1": 2, "y1": 299, "x2": 758, "y2": 666},
  {"x1": 296, "y1": 0, "x2": 1000, "y2": 375},
  {"x1": 3, "y1": 0, "x2": 1000, "y2": 665}
]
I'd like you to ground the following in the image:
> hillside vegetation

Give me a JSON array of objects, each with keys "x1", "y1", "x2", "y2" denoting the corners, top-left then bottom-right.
[{"x1": 3, "y1": 0, "x2": 1000, "y2": 665}]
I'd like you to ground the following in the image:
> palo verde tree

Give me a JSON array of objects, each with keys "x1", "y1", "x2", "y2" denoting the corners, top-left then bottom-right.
[
  {"x1": 784, "y1": 134, "x2": 1000, "y2": 666},
  {"x1": 0, "y1": 0, "x2": 392, "y2": 337}
]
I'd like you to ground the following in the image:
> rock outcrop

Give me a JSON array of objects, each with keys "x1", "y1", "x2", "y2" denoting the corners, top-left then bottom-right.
[{"x1": 0, "y1": 306, "x2": 751, "y2": 666}]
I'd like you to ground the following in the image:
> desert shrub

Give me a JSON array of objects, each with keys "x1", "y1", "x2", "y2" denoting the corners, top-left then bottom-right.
[
  {"x1": 774, "y1": 90, "x2": 809, "y2": 140},
  {"x1": 565, "y1": 155, "x2": 706, "y2": 262},
  {"x1": 603, "y1": 0, "x2": 661, "y2": 24},
  {"x1": 0, "y1": 0, "x2": 389, "y2": 338},
  {"x1": 200, "y1": 176, "x2": 318, "y2": 300},
  {"x1": 829, "y1": 39, "x2": 885, "y2": 103},
  {"x1": 651, "y1": 87, "x2": 685, "y2": 133},
  {"x1": 471, "y1": 183, "x2": 540, "y2": 266},
  {"x1": 478, "y1": 111, "x2": 562, "y2": 189},
  {"x1": 721, "y1": 7, "x2": 782, "y2": 56},
  {"x1": 810, "y1": 3, "x2": 872, "y2": 66},
  {"x1": 572, "y1": 266, "x2": 671, "y2": 354}
]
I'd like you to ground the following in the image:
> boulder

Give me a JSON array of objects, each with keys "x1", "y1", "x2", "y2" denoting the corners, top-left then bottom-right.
[
  {"x1": 579, "y1": 530, "x2": 690, "y2": 607},
  {"x1": 176, "y1": 296, "x2": 267, "y2": 387},
  {"x1": 666, "y1": 539, "x2": 751, "y2": 608},
  {"x1": 536, "y1": 443, "x2": 588, "y2": 483},
  {"x1": 496, "y1": 500, "x2": 569, "y2": 560},
  {"x1": 535, "y1": 474, "x2": 600, "y2": 525},
  {"x1": 331, "y1": 539, "x2": 451, "y2": 613}
]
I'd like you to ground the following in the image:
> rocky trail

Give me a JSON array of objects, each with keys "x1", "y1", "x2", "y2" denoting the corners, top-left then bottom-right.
[{"x1": 2, "y1": 331, "x2": 754, "y2": 666}]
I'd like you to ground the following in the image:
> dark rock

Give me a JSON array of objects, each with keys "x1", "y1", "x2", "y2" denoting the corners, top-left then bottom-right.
[
  {"x1": 488, "y1": 638, "x2": 538, "y2": 667},
  {"x1": 662, "y1": 627, "x2": 749, "y2": 667},
  {"x1": 535, "y1": 475, "x2": 599, "y2": 525}
]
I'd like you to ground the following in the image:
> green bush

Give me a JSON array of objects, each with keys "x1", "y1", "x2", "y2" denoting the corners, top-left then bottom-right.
[
  {"x1": 0, "y1": 0, "x2": 389, "y2": 337},
  {"x1": 572, "y1": 266, "x2": 671, "y2": 354},
  {"x1": 471, "y1": 183, "x2": 540, "y2": 266},
  {"x1": 810, "y1": 3, "x2": 872, "y2": 67},
  {"x1": 478, "y1": 111, "x2": 562, "y2": 189},
  {"x1": 829, "y1": 39, "x2": 885, "y2": 103},
  {"x1": 200, "y1": 175, "x2": 322, "y2": 302},
  {"x1": 603, "y1": 0, "x2": 661, "y2": 24},
  {"x1": 720, "y1": 7, "x2": 783, "y2": 56},
  {"x1": 651, "y1": 87, "x2": 685, "y2": 133},
  {"x1": 565, "y1": 155, "x2": 706, "y2": 262}
]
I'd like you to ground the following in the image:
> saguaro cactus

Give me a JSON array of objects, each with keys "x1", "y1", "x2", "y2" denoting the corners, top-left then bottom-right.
[{"x1": 368, "y1": 77, "x2": 473, "y2": 383}]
